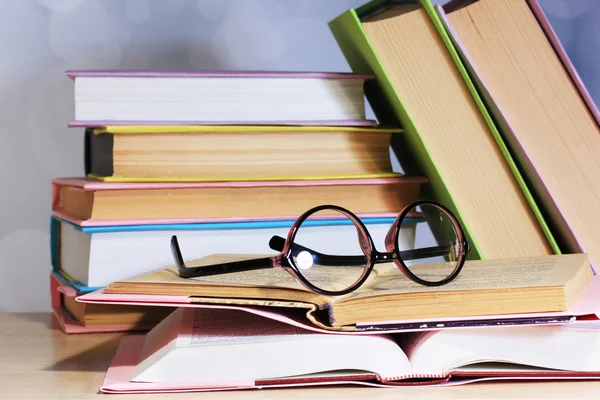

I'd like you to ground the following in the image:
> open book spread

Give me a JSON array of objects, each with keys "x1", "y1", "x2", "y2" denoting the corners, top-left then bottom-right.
[
  {"x1": 103, "y1": 307, "x2": 600, "y2": 392},
  {"x1": 103, "y1": 253, "x2": 592, "y2": 327}
]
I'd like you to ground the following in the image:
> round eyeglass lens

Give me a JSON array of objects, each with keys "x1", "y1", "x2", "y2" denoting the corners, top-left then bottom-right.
[
  {"x1": 397, "y1": 203, "x2": 462, "y2": 283},
  {"x1": 291, "y1": 208, "x2": 371, "y2": 293}
]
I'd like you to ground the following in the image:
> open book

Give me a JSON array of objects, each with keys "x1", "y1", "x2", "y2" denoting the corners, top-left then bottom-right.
[
  {"x1": 102, "y1": 253, "x2": 592, "y2": 328},
  {"x1": 102, "y1": 308, "x2": 600, "y2": 392}
]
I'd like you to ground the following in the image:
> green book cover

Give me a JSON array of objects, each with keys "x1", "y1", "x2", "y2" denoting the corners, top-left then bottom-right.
[{"x1": 329, "y1": 0, "x2": 560, "y2": 258}]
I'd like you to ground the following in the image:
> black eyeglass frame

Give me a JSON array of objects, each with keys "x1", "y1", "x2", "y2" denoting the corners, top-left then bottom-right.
[{"x1": 171, "y1": 200, "x2": 471, "y2": 297}]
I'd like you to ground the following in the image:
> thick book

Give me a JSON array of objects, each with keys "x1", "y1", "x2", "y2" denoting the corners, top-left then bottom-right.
[
  {"x1": 85, "y1": 126, "x2": 399, "y2": 182},
  {"x1": 101, "y1": 307, "x2": 600, "y2": 392},
  {"x1": 50, "y1": 215, "x2": 407, "y2": 288},
  {"x1": 66, "y1": 70, "x2": 376, "y2": 126},
  {"x1": 99, "y1": 253, "x2": 592, "y2": 328},
  {"x1": 50, "y1": 273, "x2": 173, "y2": 333},
  {"x1": 79, "y1": 285, "x2": 593, "y2": 334},
  {"x1": 51, "y1": 176, "x2": 425, "y2": 226},
  {"x1": 437, "y1": 0, "x2": 600, "y2": 272},
  {"x1": 328, "y1": 0, "x2": 559, "y2": 260}
]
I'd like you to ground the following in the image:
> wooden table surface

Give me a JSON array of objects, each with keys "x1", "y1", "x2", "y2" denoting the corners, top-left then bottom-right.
[{"x1": 2, "y1": 312, "x2": 600, "y2": 399}]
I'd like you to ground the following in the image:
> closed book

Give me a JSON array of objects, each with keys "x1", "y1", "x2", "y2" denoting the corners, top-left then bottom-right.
[
  {"x1": 438, "y1": 0, "x2": 600, "y2": 272},
  {"x1": 51, "y1": 215, "x2": 412, "y2": 288},
  {"x1": 101, "y1": 307, "x2": 600, "y2": 393},
  {"x1": 51, "y1": 176, "x2": 426, "y2": 226},
  {"x1": 329, "y1": 0, "x2": 557, "y2": 260},
  {"x1": 66, "y1": 70, "x2": 375, "y2": 126},
  {"x1": 50, "y1": 273, "x2": 172, "y2": 333},
  {"x1": 85, "y1": 125, "x2": 399, "y2": 182}
]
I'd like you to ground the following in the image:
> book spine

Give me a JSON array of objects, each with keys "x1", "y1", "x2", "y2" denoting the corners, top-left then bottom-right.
[
  {"x1": 51, "y1": 180, "x2": 61, "y2": 213},
  {"x1": 381, "y1": 373, "x2": 446, "y2": 382},
  {"x1": 50, "y1": 217, "x2": 60, "y2": 271}
]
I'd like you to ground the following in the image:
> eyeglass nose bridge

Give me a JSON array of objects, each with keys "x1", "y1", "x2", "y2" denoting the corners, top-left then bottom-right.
[{"x1": 373, "y1": 250, "x2": 396, "y2": 263}]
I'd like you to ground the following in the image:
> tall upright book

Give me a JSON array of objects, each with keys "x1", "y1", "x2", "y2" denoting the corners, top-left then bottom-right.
[
  {"x1": 329, "y1": 0, "x2": 557, "y2": 260},
  {"x1": 437, "y1": 0, "x2": 600, "y2": 272}
]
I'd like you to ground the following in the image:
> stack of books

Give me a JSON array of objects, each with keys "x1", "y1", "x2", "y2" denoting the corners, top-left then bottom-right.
[
  {"x1": 50, "y1": 70, "x2": 429, "y2": 332},
  {"x1": 51, "y1": 0, "x2": 600, "y2": 392}
]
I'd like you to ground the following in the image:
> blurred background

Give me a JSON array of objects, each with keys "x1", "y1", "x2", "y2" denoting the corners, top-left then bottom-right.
[{"x1": 0, "y1": 0, "x2": 598, "y2": 311}]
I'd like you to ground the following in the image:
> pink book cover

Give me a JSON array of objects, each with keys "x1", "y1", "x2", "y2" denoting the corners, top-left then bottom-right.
[
  {"x1": 50, "y1": 273, "x2": 154, "y2": 334},
  {"x1": 51, "y1": 176, "x2": 420, "y2": 227},
  {"x1": 101, "y1": 306, "x2": 600, "y2": 393},
  {"x1": 78, "y1": 275, "x2": 600, "y2": 335},
  {"x1": 103, "y1": 332, "x2": 600, "y2": 394},
  {"x1": 65, "y1": 69, "x2": 374, "y2": 79},
  {"x1": 66, "y1": 69, "x2": 377, "y2": 127},
  {"x1": 101, "y1": 335, "x2": 389, "y2": 393}
]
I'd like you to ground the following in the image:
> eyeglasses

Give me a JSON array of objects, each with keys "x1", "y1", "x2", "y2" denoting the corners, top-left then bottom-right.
[{"x1": 170, "y1": 200, "x2": 471, "y2": 296}]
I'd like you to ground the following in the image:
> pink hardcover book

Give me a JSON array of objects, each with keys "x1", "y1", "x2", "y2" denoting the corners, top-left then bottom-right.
[
  {"x1": 101, "y1": 307, "x2": 600, "y2": 393},
  {"x1": 103, "y1": 332, "x2": 600, "y2": 393},
  {"x1": 66, "y1": 70, "x2": 377, "y2": 127},
  {"x1": 50, "y1": 273, "x2": 155, "y2": 334},
  {"x1": 51, "y1": 176, "x2": 422, "y2": 227}
]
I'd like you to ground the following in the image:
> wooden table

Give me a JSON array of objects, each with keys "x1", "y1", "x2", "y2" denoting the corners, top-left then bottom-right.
[{"x1": 2, "y1": 313, "x2": 600, "y2": 399}]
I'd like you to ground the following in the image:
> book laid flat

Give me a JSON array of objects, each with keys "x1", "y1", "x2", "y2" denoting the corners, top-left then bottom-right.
[
  {"x1": 329, "y1": 0, "x2": 558, "y2": 260},
  {"x1": 96, "y1": 253, "x2": 592, "y2": 328},
  {"x1": 51, "y1": 176, "x2": 426, "y2": 226},
  {"x1": 437, "y1": 0, "x2": 600, "y2": 272},
  {"x1": 66, "y1": 70, "x2": 376, "y2": 126},
  {"x1": 51, "y1": 215, "x2": 413, "y2": 287},
  {"x1": 50, "y1": 273, "x2": 173, "y2": 333},
  {"x1": 85, "y1": 126, "x2": 400, "y2": 182},
  {"x1": 79, "y1": 284, "x2": 593, "y2": 334},
  {"x1": 101, "y1": 307, "x2": 600, "y2": 392}
]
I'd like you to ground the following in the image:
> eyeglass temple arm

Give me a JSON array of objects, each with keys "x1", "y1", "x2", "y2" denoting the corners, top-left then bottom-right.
[
  {"x1": 171, "y1": 235, "x2": 272, "y2": 278},
  {"x1": 269, "y1": 236, "x2": 468, "y2": 264}
]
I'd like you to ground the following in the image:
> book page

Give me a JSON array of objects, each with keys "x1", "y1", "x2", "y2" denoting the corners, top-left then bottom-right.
[
  {"x1": 107, "y1": 254, "x2": 590, "y2": 326},
  {"x1": 408, "y1": 325, "x2": 600, "y2": 376},
  {"x1": 118, "y1": 253, "x2": 386, "y2": 293},
  {"x1": 134, "y1": 308, "x2": 411, "y2": 384},
  {"x1": 182, "y1": 308, "x2": 305, "y2": 347},
  {"x1": 349, "y1": 254, "x2": 589, "y2": 298}
]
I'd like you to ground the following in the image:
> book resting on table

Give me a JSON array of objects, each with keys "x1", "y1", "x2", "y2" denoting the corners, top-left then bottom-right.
[{"x1": 100, "y1": 307, "x2": 600, "y2": 393}]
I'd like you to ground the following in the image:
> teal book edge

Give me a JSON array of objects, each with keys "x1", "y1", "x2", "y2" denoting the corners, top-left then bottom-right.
[
  {"x1": 49, "y1": 215, "x2": 413, "y2": 292},
  {"x1": 328, "y1": 0, "x2": 560, "y2": 258}
]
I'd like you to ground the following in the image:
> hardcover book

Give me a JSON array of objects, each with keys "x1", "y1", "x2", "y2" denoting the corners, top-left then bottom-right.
[
  {"x1": 85, "y1": 126, "x2": 399, "y2": 182},
  {"x1": 328, "y1": 0, "x2": 559, "y2": 259},
  {"x1": 50, "y1": 215, "x2": 407, "y2": 287},
  {"x1": 101, "y1": 307, "x2": 600, "y2": 392},
  {"x1": 66, "y1": 70, "x2": 376, "y2": 126},
  {"x1": 51, "y1": 176, "x2": 426, "y2": 226},
  {"x1": 50, "y1": 273, "x2": 173, "y2": 334},
  {"x1": 437, "y1": 0, "x2": 600, "y2": 272}
]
